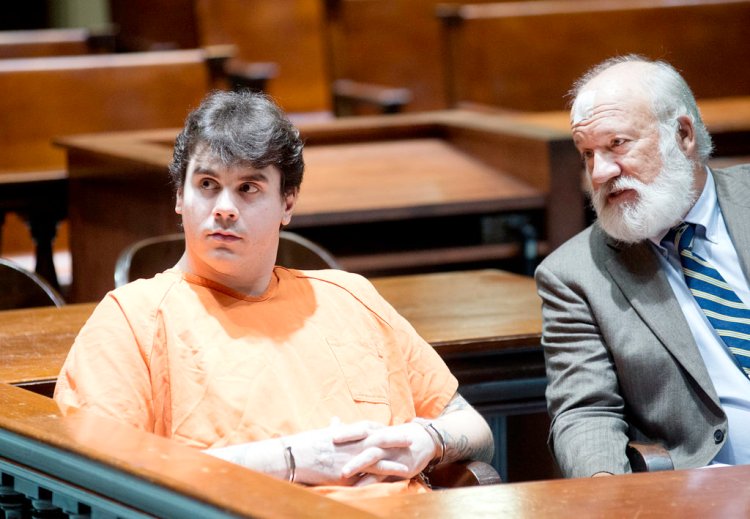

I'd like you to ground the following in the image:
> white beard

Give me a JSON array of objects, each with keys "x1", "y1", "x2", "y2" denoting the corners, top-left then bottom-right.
[{"x1": 588, "y1": 138, "x2": 698, "y2": 244}]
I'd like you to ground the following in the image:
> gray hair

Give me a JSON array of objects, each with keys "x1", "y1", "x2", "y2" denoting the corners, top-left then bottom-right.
[{"x1": 570, "y1": 54, "x2": 713, "y2": 163}]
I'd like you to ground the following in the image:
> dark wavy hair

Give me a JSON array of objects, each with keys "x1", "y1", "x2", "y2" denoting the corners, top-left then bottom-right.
[{"x1": 169, "y1": 90, "x2": 304, "y2": 195}]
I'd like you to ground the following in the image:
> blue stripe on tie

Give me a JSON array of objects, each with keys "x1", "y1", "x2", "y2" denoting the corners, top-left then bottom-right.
[{"x1": 666, "y1": 222, "x2": 750, "y2": 379}]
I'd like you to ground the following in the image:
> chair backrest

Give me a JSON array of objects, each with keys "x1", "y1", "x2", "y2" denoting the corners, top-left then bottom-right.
[
  {"x1": 114, "y1": 233, "x2": 186, "y2": 288},
  {"x1": 114, "y1": 231, "x2": 341, "y2": 287},
  {"x1": 0, "y1": 258, "x2": 65, "y2": 310},
  {"x1": 276, "y1": 231, "x2": 343, "y2": 271}
]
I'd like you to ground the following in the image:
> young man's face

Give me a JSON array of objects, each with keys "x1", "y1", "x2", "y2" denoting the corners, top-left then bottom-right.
[{"x1": 175, "y1": 145, "x2": 297, "y2": 295}]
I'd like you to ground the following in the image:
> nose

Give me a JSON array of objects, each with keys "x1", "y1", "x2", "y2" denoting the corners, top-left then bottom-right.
[
  {"x1": 589, "y1": 150, "x2": 621, "y2": 187},
  {"x1": 213, "y1": 188, "x2": 238, "y2": 222}
]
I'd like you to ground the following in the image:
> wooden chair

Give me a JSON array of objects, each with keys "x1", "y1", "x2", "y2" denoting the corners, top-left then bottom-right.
[
  {"x1": 114, "y1": 231, "x2": 342, "y2": 287},
  {"x1": 627, "y1": 441, "x2": 674, "y2": 473},
  {"x1": 0, "y1": 258, "x2": 65, "y2": 310}
]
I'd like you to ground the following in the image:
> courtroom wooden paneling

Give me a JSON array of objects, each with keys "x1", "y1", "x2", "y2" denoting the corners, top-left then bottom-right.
[
  {"x1": 0, "y1": 49, "x2": 217, "y2": 283},
  {"x1": 57, "y1": 110, "x2": 581, "y2": 302},
  {"x1": 439, "y1": 0, "x2": 750, "y2": 111}
]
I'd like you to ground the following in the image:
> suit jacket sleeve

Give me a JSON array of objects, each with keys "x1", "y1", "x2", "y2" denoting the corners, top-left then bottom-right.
[{"x1": 535, "y1": 262, "x2": 631, "y2": 477}]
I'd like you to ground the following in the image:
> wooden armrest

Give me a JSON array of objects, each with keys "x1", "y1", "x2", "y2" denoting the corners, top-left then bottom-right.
[
  {"x1": 426, "y1": 460, "x2": 502, "y2": 489},
  {"x1": 223, "y1": 58, "x2": 279, "y2": 93},
  {"x1": 332, "y1": 79, "x2": 412, "y2": 116},
  {"x1": 626, "y1": 441, "x2": 674, "y2": 472}
]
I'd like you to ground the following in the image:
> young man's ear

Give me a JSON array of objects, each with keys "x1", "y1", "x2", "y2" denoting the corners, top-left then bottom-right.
[
  {"x1": 175, "y1": 188, "x2": 184, "y2": 215},
  {"x1": 280, "y1": 188, "x2": 298, "y2": 227}
]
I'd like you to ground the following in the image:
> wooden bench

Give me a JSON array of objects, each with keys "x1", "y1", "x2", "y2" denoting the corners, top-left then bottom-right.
[
  {"x1": 194, "y1": 0, "x2": 331, "y2": 114},
  {"x1": 437, "y1": 0, "x2": 750, "y2": 111},
  {"x1": 0, "y1": 48, "x2": 227, "y2": 287},
  {"x1": 324, "y1": 0, "x2": 508, "y2": 114}
]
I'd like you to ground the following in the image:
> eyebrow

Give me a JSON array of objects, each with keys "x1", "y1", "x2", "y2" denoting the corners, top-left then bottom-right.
[{"x1": 192, "y1": 166, "x2": 270, "y2": 183}]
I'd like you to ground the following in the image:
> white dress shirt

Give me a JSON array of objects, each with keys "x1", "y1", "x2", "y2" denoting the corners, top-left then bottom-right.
[{"x1": 651, "y1": 168, "x2": 750, "y2": 465}]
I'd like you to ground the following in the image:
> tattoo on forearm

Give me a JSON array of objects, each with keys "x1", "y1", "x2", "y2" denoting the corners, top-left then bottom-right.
[
  {"x1": 437, "y1": 426, "x2": 494, "y2": 464},
  {"x1": 441, "y1": 393, "x2": 470, "y2": 415}
]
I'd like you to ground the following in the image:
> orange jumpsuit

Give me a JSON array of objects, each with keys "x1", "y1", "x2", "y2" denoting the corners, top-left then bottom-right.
[{"x1": 54, "y1": 267, "x2": 458, "y2": 500}]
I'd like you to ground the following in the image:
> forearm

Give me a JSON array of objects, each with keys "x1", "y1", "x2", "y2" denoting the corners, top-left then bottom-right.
[
  {"x1": 415, "y1": 394, "x2": 494, "y2": 466},
  {"x1": 205, "y1": 422, "x2": 382, "y2": 486},
  {"x1": 205, "y1": 438, "x2": 290, "y2": 481}
]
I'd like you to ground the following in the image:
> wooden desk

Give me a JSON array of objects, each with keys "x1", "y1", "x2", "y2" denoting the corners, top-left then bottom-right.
[
  {"x1": 359, "y1": 465, "x2": 750, "y2": 517},
  {"x1": 57, "y1": 109, "x2": 581, "y2": 303}
]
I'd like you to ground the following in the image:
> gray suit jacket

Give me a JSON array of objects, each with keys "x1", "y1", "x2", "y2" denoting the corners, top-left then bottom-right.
[{"x1": 535, "y1": 165, "x2": 750, "y2": 478}]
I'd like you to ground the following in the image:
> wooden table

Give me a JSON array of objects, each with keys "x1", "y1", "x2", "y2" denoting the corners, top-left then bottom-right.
[
  {"x1": 358, "y1": 464, "x2": 750, "y2": 518},
  {"x1": 56, "y1": 109, "x2": 582, "y2": 303}
]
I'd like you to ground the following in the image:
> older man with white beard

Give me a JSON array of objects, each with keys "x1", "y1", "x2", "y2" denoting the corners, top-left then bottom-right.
[{"x1": 535, "y1": 55, "x2": 750, "y2": 478}]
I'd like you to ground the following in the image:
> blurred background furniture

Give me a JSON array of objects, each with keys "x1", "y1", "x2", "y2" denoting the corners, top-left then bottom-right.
[
  {"x1": 0, "y1": 257, "x2": 65, "y2": 310},
  {"x1": 114, "y1": 231, "x2": 342, "y2": 287}
]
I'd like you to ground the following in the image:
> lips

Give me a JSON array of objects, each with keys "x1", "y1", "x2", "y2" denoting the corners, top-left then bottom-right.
[
  {"x1": 208, "y1": 231, "x2": 241, "y2": 242},
  {"x1": 607, "y1": 188, "x2": 637, "y2": 204}
]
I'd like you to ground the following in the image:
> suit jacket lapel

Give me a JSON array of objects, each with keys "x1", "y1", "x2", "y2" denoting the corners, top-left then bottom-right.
[
  {"x1": 603, "y1": 236, "x2": 720, "y2": 403},
  {"x1": 714, "y1": 167, "x2": 750, "y2": 280}
]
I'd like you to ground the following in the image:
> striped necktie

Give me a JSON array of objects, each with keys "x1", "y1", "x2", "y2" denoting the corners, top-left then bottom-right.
[{"x1": 666, "y1": 223, "x2": 750, "y2": 379}]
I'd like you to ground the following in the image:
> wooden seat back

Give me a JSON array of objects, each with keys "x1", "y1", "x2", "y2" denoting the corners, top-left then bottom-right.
[
  {"x1": 194, "y1": 0, "x2": 330, "y2": 113},
  {"x1": 438, "y1": 0, "x2": 750, "y2": 111},
  {"x1": 324, "y1": 0, "x2": 504, "y2": 113},
  {"x1": 0, "y1": 49, "x2": 213, "y2": 173}
]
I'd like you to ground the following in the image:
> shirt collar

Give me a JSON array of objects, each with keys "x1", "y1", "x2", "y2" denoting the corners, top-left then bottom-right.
[{"x1": 683, "y1": 166, "x2": 719, "y2": 244}]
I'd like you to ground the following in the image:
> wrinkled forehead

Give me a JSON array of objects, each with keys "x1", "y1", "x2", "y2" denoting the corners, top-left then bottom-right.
[
  {"x1": 571, "y1": 89, "x2": 598, "y2": 126},
  {"x1": 571, "y1": 85, "x2": 653, "y2": 131},
  {"x1": 570, "y1": 61, "x2": 654, "y2": 127}
]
